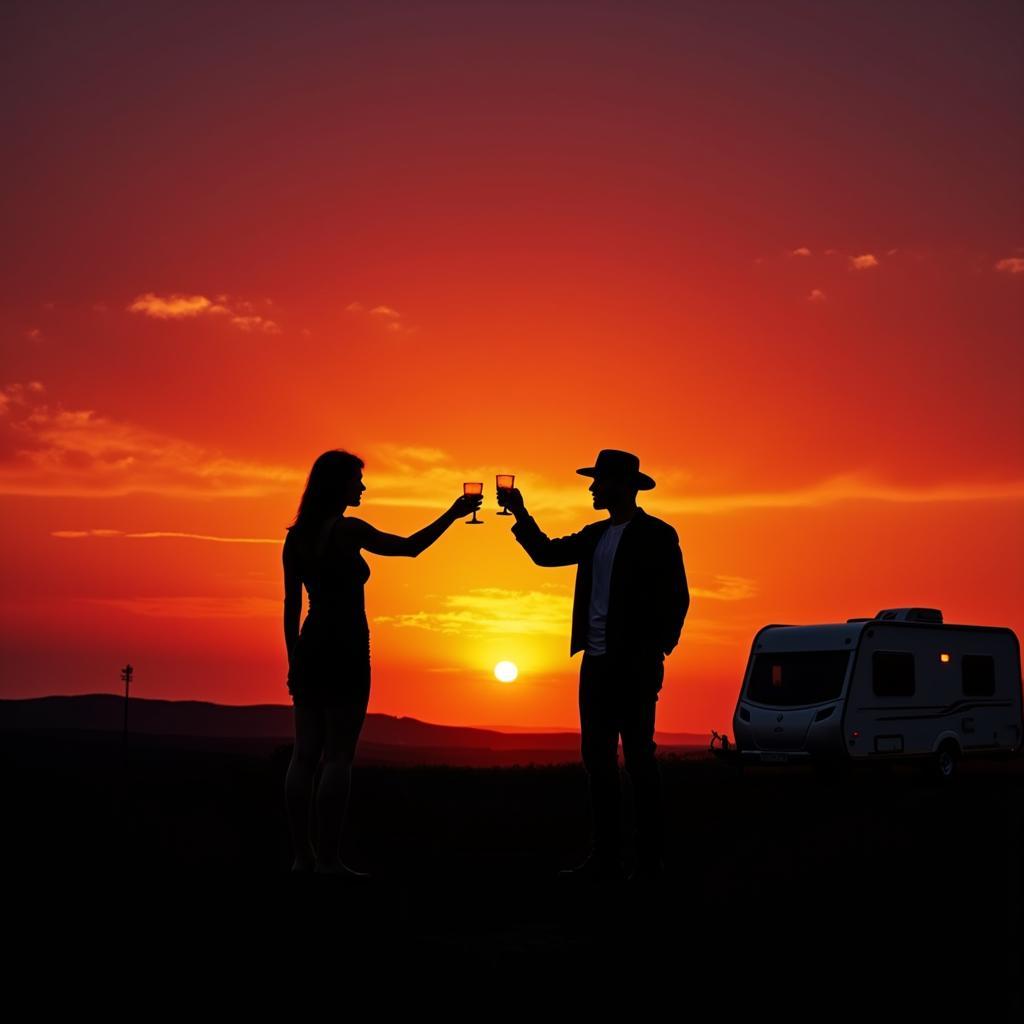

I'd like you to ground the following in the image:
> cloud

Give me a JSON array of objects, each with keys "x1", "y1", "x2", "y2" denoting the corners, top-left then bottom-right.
[
  {"x1": 127, "y1": 292, "x2": 279, "y2": 332},
  {"x1": 849, "y1": 254, "x2": 878, "y2": 270},
  {"x1": 375, "y1": 587, "x2": 572, "y2": 638},
  {"x1": 995, "y1": 257, "x2": 1024, "y2": 274},
  {"x1": 301, "y1": 441, "x2": 481, "y2": 507},
  {"x1": 346, "y1": 300, "x2": 416, "y2": 334},
  {"x1": 75, "y1": 595, "x2": 280, "y2": 619},
  {"x1": 19, "y1": 405, "x2": 1021, "y2": 516},
  {"x1": 792, "y1": 247, "x2": 812, "y2": 257},
  {"x1": 52, "y1": 529, "x2": 280, "y2": 544},
  {"x1": 0, "y1": 381, "x2": 301, "y2": 498},
  {"x1": 0, "y1": 380, "x2": 44, "y2": 417},
  {"x1": 52, "y1": 528, "x2": 123, "y2": 538},
  {"x1": 689, "y1": 575, "x2": 757, "y2": 601},
  {"x1": 229, "y1": 315, "x2": 280, "y2": 333},
  {"x1": 44, "y1": 461, "x2": 1024, "y2": 524},
  {"x1": 127, "y1": 293, "x2": 228, "y2": 318},
  {"x1": 368, "y1": 443, "x2": 452, "y2": 470},
  {"x1": 807, "y1": 288, "x2": 826, "y2": 302},
  {"x1": 655, "y1": 472, "x2": 1024, "y2": 516},
  {"x1": 358, "y1": 453, "x2": 1024, "y2": 516},
  {"x1": 670, "y1": 615, "x2": 754, "y2": 647},
  {"x1": 298, "y1": 448, "x2": 1024, "y2": 517}
]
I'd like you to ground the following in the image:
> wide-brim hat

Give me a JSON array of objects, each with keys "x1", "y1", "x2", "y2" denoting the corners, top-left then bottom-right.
[{"x1": 576, "y1": 449, "x2": 655, "y2": 490}]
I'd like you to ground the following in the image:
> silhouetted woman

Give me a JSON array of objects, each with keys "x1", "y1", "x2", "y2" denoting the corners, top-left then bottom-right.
[{"x1": 282, "y1": 449, "x2": 481, "y2": 874}]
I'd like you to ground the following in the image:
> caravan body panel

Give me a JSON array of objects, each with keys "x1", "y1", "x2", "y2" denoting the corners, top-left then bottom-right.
[
  {"x1": 733, "y1": 623, "x2": 862, "y2": 761},
  {"x1": 843, "y1": 622, "x2": 1022, "y2": 760},
  {"x1": 733, "y1": 618, "x2": 1022, "y2": 765}
]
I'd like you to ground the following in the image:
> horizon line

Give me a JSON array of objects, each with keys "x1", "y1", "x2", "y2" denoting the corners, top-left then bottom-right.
[{"x1": 0, "y1": 691, "x2": 713, "y2": 737}]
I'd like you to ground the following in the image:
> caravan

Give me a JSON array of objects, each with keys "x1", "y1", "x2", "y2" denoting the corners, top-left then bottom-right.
[{"x1": 732, "y1": 608, "x2": 1022, "y2": 779}]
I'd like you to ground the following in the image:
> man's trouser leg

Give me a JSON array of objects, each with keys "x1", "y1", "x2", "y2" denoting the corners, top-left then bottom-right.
[
  {"x1": 579, "y1": 653, "x2": 622, "y2": 864},
  {"x1": 621, "y1": 688, "x2": 663, "y2": 868}
]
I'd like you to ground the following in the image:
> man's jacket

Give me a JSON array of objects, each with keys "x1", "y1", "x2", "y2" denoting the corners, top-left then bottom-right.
[{"x1": 511, "y1": 506, "x2": 690, "y2": 663}]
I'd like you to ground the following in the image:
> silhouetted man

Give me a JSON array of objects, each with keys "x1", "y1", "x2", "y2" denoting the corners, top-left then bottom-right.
[{"x1": 500, "y1": 450, "x2": 689, "y2": 883}]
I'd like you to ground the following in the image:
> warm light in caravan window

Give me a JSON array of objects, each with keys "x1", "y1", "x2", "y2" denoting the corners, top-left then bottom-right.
[{"x1": 940, "y1": 653, "x2": 950, "y2": 663}]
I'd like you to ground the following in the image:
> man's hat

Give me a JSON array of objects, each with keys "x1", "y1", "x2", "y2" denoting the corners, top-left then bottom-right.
[{"x1": 576, "y1": 449, "x2": 655, "y2": 490}]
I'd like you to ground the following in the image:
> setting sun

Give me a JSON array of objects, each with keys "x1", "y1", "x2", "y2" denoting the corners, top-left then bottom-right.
[{"x1": 494, "y1": 662, "x2": 518, "y2": 684}]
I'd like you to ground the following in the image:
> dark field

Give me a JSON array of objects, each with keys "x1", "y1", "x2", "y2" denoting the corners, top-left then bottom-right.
[{"x1": 3, "y1": 729, "x2": 1020, "y2": 1009}]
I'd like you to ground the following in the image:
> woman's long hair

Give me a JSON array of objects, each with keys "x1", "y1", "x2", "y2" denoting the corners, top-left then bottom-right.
[{"x1": 286, "y1": 450, "x2": 365, "y2": 548}]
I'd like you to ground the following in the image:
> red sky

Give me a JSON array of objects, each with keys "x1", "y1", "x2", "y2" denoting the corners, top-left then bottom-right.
[{"x1": 2, "y1": 1, "x2": 1022, "y2": 733}]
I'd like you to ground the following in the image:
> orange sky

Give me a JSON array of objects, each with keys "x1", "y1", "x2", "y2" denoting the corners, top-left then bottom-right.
[{"x1": 2, "y1": 2, "x2": 1022, "y2": 732}]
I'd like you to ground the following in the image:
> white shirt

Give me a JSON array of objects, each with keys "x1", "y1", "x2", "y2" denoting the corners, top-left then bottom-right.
[{"x1": 586, "y1": 521, "x2": 629, "y2": 655}]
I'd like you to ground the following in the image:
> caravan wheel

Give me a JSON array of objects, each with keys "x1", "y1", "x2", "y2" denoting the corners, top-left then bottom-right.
[{"x1": 930, "y1": 742, "x2": 960, "y2": 783}]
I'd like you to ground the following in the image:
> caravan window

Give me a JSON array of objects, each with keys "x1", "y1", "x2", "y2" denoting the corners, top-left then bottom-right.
[
  {"x1": 962, "y1": 655, "x2": 995, "y2": 697},
  {"x1": 747, "y1": 651, "x2": 851, "y2": 707},
  {"x1": 873, "y1": 651, "x2": 915, "y2": 697}
]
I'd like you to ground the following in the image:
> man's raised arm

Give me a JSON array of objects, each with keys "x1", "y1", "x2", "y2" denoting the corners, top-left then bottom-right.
[{"x1": 503, "y1": 488, "x2": 590, "y2": 567}]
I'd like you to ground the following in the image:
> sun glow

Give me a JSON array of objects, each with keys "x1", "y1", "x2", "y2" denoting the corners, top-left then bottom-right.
[{"x1": 494, "y1": 661, "x2": 518, "y2": 683}]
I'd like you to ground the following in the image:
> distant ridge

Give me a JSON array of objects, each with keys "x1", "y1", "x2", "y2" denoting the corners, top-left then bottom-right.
[{"x1": 0, "y1": 694, "x2": 709, "y2": 750}]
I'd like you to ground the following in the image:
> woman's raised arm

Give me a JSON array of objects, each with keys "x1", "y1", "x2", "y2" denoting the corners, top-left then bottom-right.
[{"x1": 345, "y1": 493, "x2": 482, "y2": 557}]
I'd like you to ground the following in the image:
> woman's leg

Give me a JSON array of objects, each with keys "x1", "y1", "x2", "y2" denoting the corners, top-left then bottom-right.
[
  {"x1": 314, "y1": 685, "x2": 370, "y2": 872},
  {"x1": 285, "y1": 704, "x2": 325, "y2": 870}
]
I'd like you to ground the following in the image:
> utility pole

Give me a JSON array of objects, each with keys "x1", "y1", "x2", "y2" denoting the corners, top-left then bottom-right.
[{"x1": 121, "y1": 663, "x2": 133, "y2": 748}]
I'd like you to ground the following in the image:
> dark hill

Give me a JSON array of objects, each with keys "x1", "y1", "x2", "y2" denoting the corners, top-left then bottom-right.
[{"x1": 0, "y1": 694, "x2": 708, "y2": 754}]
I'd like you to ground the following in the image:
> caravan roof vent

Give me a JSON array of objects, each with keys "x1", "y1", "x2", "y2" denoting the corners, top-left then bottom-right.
[{"x1": 874, "y1": 607, "x2": 944, "y2": 624}]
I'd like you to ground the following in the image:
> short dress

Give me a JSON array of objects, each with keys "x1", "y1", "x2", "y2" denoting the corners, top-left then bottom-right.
[{"x1": 287, "y1": 517, "x2": 372, "y2": 711}]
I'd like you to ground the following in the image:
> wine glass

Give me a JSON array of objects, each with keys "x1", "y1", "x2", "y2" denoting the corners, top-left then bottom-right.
[
  {"x1": 463, "y1": 482, "x2": 483, "y2": 524},
  {"x1": 496, "y1": 474, "x2": 515, "y2": 515}
]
